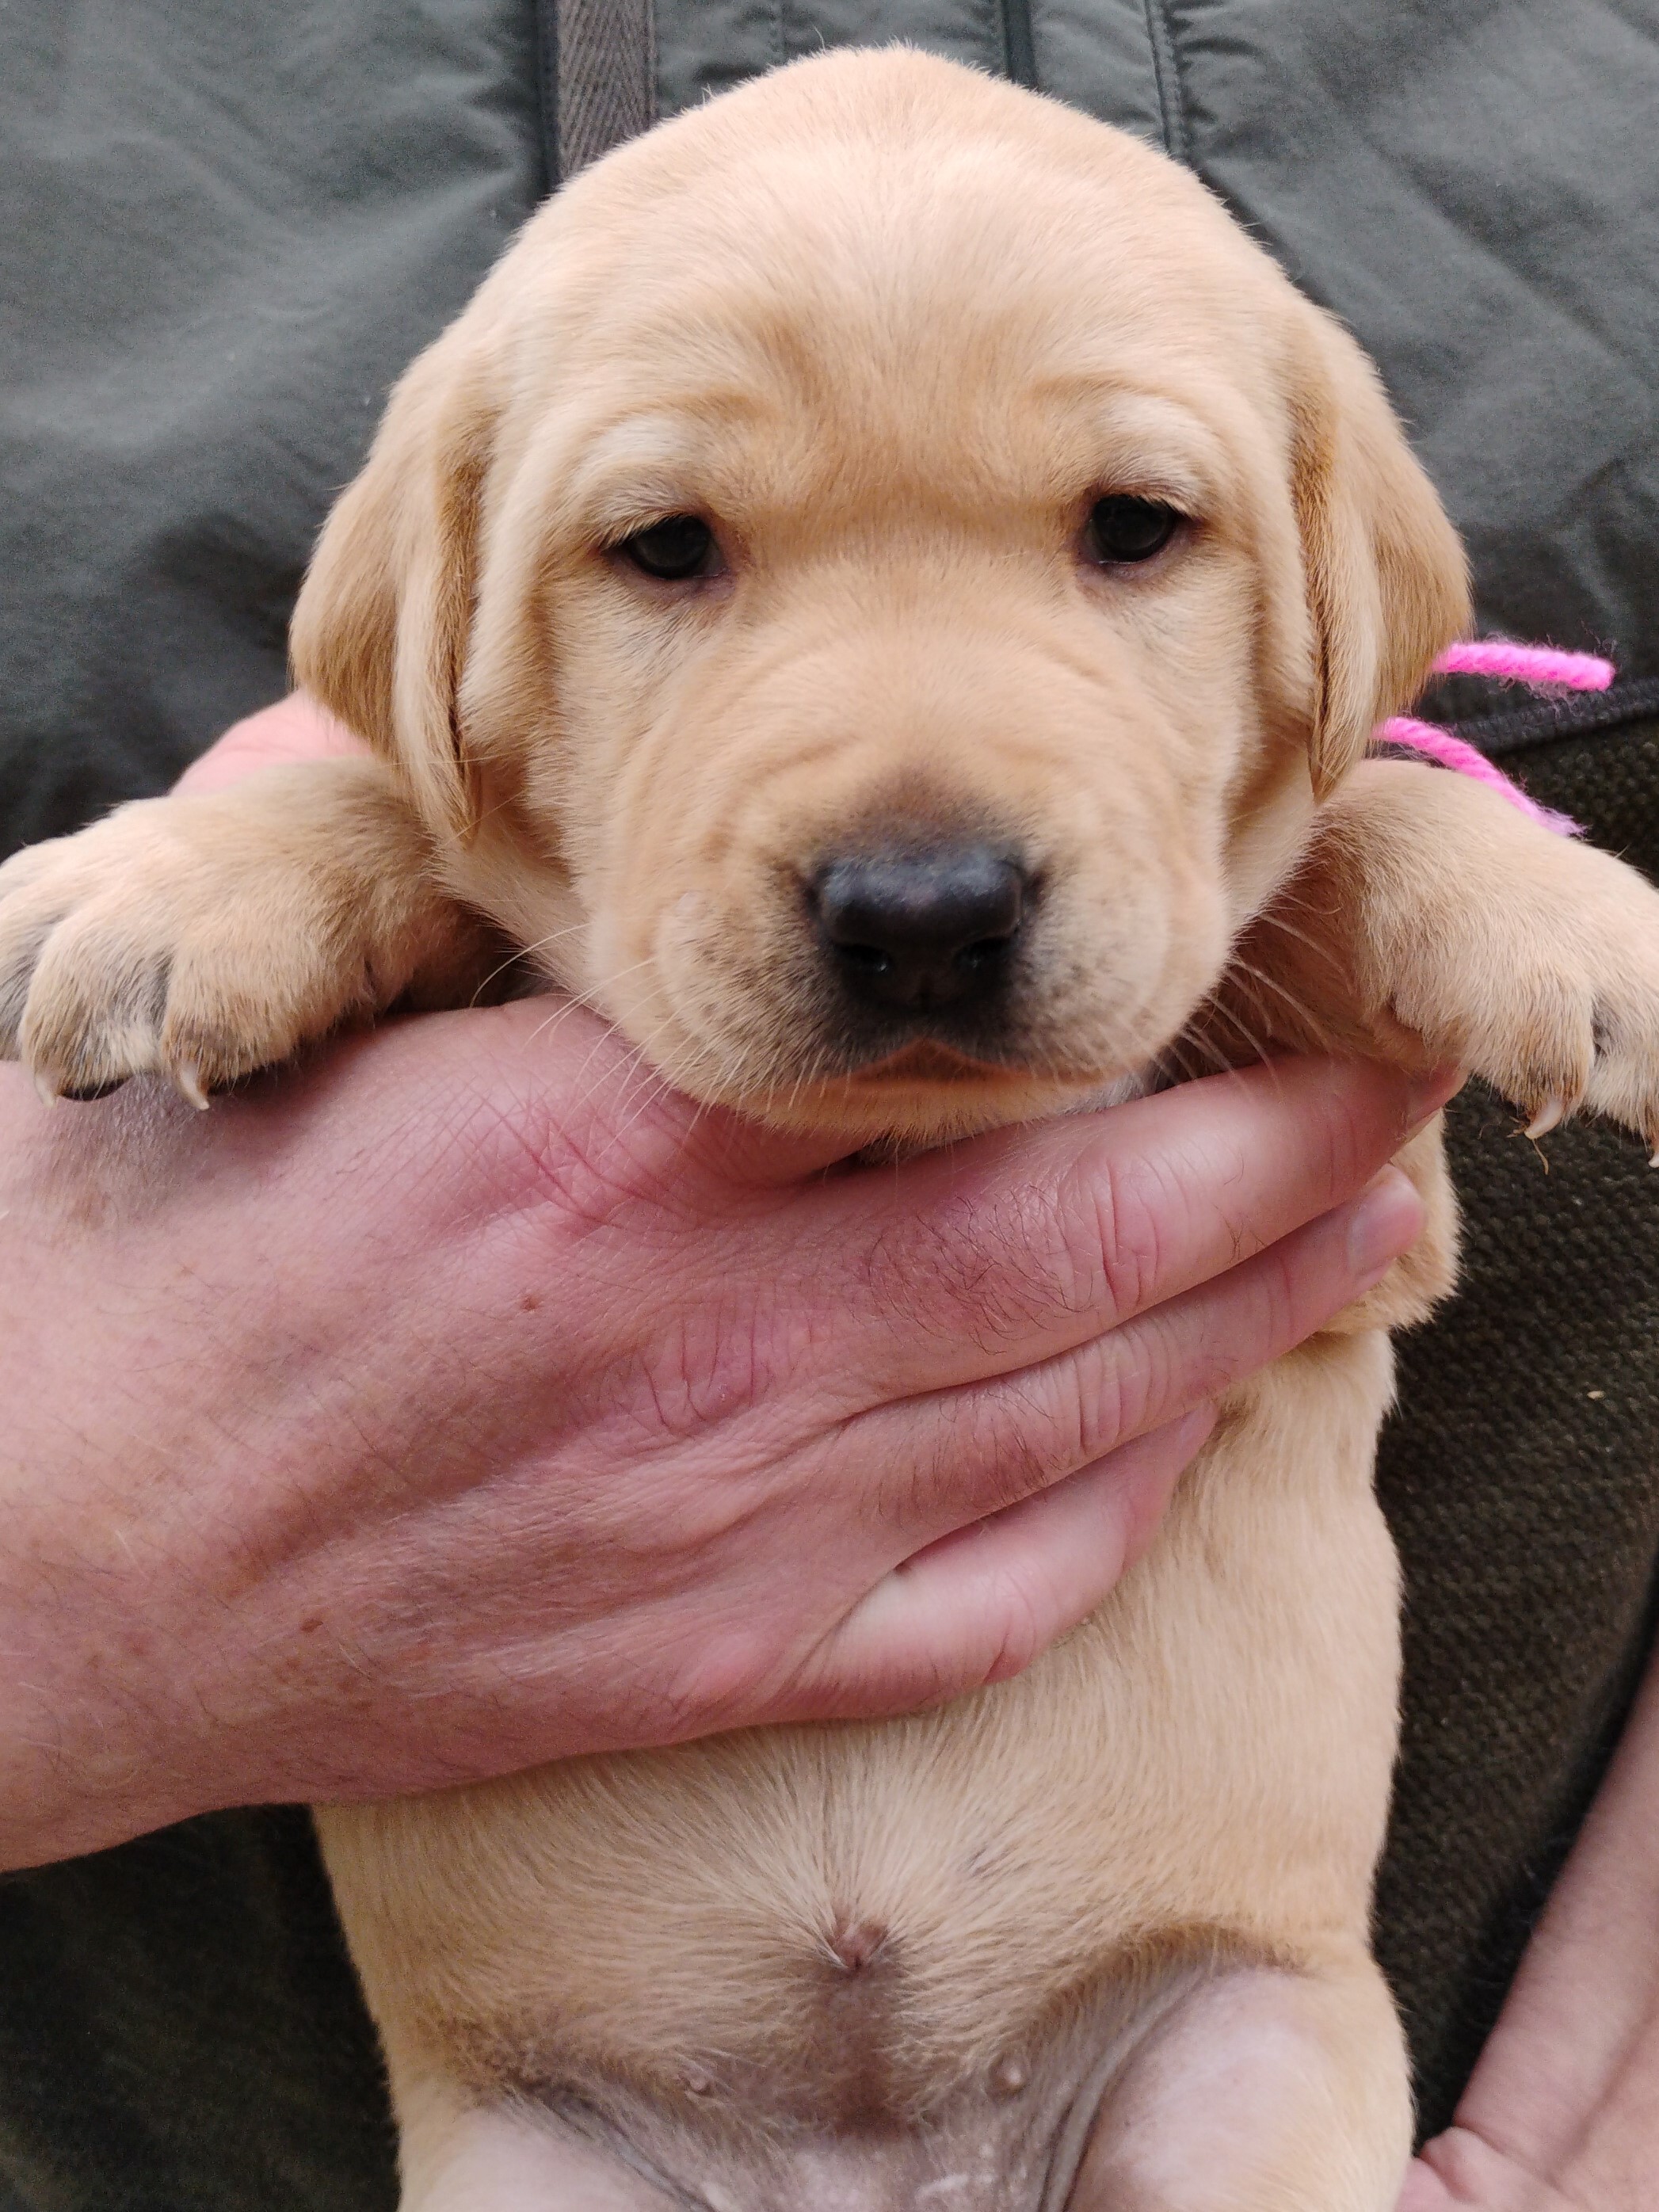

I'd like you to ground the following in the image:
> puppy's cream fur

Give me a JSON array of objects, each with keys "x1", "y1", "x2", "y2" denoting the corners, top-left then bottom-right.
[{"x1": 7, "y1": 49, "x2": 1659, "y2": 2211}]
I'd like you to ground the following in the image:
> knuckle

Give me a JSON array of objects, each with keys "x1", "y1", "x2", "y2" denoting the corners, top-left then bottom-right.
[
  {"x1": 486, "y1": 1080, "x2": 692, "y2": 1239},
  {"x1": 1268, "y1": 1237, "x2": 1335, "y2": 1353},
  {"x1": 631, "y1": 1301, "x2": 776, "y2": 1442},
  {"x1": 1039, "y1": 1343, "x2": 1125, "y2": 1469},
  {"x1": 854, "y1": 1180, "x2": 1100, "y2": 1355},
  {"x1": 1318, "y1": 1064, "x2": 1398, "y2": 1196},
  {"x1": 1180, "y1": 1258, "x2": 1295, "y2": 1397},
  {"x1": 976, "y1": 1577, "x2": 1048, "y2": 1688},
  {"x1": 490, "y1": 1058, "x2": 746, "y2": 1254},
  {"x1": 936, "y1": 1348, "x2": 1134, "y2": 1517},
  {"x1": 1105, "y1": 1306, "x2": 1226, "y2": 1434},
  {"x1": 1075, "y1": 1146, "x2": 1172, "y2": 1320}
]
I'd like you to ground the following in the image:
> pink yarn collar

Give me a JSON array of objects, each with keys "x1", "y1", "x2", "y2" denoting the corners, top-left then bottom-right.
[{"x1": 1373, "y1": 640, "x2": 1615, "y2": 837}]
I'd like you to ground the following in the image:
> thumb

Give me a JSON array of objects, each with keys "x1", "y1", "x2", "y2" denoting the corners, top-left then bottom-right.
[{"x1": 777, "y1": 1405, "x2": 1217, "y2": 1720}]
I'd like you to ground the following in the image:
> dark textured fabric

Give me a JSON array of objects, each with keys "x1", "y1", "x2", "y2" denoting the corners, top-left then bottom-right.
[
  {"x1": 0, "y1": 1, "x2": 545, "y2": 859},
  {"x1": 0, "y1": 1812, "x2": 397, "y2": 2212},
  {"x1": 1451, "y1": 674, "x2": 1659, "y2": 763},
  {"x1": 2, "y1": 2, "x2": 1658, "y2": 2204},
  {"x1": 1139, "y1": 0, "x2": 1659, "y2": 704},
  {"x1": 1375, "y1": 719, "x2": 1659, "y2": 2137}
]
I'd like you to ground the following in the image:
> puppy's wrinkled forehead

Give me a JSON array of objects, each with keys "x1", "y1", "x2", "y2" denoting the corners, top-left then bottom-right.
[{"x1": 533, "y1": 80, "x2": 1289, "y2": 534}]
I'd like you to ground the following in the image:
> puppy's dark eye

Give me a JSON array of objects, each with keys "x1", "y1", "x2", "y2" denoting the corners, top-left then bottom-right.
[
  {"x1": 1084, "y1": 496, "x2": 1181, "y2": 566},
  {"x1": 616, "y1": 514, "x2": 721, "y2": 581}
]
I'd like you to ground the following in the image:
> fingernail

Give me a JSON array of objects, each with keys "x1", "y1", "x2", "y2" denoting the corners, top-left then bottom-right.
[
  {"x1": 1405, "y1": 1062, "x2": 1463, "y2": 1130},
  {"x1": 1344, "y1": 1165, "x2": 1424, "y2": 1278}
]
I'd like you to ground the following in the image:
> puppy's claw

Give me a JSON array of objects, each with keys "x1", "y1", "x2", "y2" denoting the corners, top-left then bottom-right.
[
  {"x1": 174, "y1": 1062, "x2": 212, "y2": 1112},
  {"x1": 1525, "y1": 1096, "x2": 1567, "y2": 1139},
  {"x1": 32, "y1": 1069, "x2": 59, "y2": 1108}
]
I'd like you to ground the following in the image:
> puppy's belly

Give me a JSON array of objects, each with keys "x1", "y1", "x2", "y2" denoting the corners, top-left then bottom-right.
[{"x1": 317, "y1": 1329, "x2": 1401, "y2": 2123}]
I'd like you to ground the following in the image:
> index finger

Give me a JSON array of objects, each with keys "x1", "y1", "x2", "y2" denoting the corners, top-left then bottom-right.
[{"x1": 756, "y1": 1055, "x2": 1456, "y2": 1404}]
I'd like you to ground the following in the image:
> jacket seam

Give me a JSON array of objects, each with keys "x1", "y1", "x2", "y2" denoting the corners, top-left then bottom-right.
[
  {"x1": 1004, "y1": 0, "x2": 1037, "y2": 87},
  {"x1": 1142, "y1": 0, "x2": 1191, "y2": 165},
  {"x1": 535, "y1": 0, "x2": 559, "y2": 189}
]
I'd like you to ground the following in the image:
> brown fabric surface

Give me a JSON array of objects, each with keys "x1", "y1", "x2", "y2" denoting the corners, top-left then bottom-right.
[
  {"x1": 1375, "y1": 716, "x2": 1659, "y2": 2136},
  {"x1": 0, "y1": 1810, "x2": 395, "y2": 2212}
]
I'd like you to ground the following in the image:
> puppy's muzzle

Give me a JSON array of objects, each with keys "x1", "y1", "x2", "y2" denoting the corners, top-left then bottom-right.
[{"x1": 810, "y1": 843, "x2": 1028, "y2": 1016}]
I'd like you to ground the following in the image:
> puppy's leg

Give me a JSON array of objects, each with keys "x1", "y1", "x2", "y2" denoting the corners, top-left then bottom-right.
[
  {"x1": 1254, "y1": 757, "x2": 1659, "y2": 1148},
  {"x1": 395, "y1": 2073, "x2": 677, "y2": 2212},
  {"x1": 1069, "y1": 1951, "x2": 1411, "y2": 2212},
  {"x1": 0, "y1": 757, "x2": 488, "y2": 1101}
]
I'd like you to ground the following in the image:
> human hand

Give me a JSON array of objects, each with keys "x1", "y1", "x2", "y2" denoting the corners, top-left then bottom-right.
[
  {"x1": 0, "y1": 697, "x2": 1447, "y2": 1870},
  {"x1": 1401, "y1": 2145, "x2": 1580, "y2": 2209},
  {"x1": 1398, "y1": 1643, "x2": 1659, "y2": 2210}
]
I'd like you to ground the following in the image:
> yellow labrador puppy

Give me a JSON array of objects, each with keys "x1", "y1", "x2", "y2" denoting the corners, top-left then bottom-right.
[{"x1": 6, "y1": 46, "x2": 1659, "y2": 2212}]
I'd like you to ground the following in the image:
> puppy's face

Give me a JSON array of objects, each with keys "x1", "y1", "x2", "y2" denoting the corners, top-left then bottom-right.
[{"x1": 294, "y1": 51, "x2": 1467, "y2": 1142}]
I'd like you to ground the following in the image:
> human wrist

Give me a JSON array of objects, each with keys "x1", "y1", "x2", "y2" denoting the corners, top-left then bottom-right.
[{"x1": 0, "y1": 1189, "x2": 204, "y2": 1863}]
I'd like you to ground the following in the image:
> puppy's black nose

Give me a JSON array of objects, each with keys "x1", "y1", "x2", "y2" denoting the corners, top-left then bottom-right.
[{"x1": 811, "y1": 845, "x2": 1028, "y2": 1013}]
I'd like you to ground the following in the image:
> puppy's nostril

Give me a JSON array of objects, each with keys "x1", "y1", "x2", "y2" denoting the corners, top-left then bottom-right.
[{"x1": 810, "y1": 845, "x2": 1028, "y2": 1014}]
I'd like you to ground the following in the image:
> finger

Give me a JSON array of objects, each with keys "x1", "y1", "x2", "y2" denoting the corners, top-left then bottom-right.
[
  {"x1": 718, "y1": 1057, "x2": 1459, "y2": 1407},
  {"x1": 334, "y1": 967, "x2": 1455, "y2": 1352},
  {"x1": 784, "y1": 1405, "x2": 1218, "y2": 1719},
  {"x1": 1406, "y1": 2128, "x2": 1572, "y2": 2210},
  {"x1": 844, "y1": 1164, "x2": 1424, "y2": 1541},
  {"x1": 1394, "y1": 2160, "x2": 1455, "y2": 2211},
  {"x1": 174, "y1": 692, "x2": 369, "y2": 794}
]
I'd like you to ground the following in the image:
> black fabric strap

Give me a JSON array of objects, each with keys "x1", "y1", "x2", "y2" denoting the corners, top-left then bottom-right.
[
  {"x1": 1455, "y1": 677, "x2": 1659, "y2": 761},
  {"x1": 1002, "y1": 0, "x2": 1036, "y2": 89},
  {"x1": 542, "y1": 0, "x2": 656, "y2": 185}
]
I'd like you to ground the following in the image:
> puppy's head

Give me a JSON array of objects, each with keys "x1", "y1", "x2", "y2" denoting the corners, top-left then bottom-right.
[{"x1": 292, "y1": 48, "x2": 1468, "y2": 1142}]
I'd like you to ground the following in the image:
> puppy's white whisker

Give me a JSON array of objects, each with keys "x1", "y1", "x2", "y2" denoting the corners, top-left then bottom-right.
[
  {"x1": 468, "y1": 921, "x2": 588, "y2": 1007},
  {"x1": 1223, "y1": 955, "x2": 1329, "y2": 1047}
]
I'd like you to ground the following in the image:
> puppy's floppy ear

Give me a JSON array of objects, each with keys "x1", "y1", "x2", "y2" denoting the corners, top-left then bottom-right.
[
  {"x1": 1289, "y1": 307, "x2": 1471, "y2": 800},
  {"x1": 290, "y1": 319, "x2": 502, "y2": 842}
]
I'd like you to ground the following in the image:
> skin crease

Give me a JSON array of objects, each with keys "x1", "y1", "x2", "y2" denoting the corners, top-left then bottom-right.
[
  {"x1": 166, "y1": 707, "x2": 1659, "y2": 2207},
  {"x1": 0, "y1": 698, "x2": 1441, "y2": 1875}
]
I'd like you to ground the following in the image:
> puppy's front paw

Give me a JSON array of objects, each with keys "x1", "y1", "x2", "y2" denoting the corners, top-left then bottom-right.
[
  {"x1": 1385, "y1": 837, "x2": 1659, "y2": 1161},
  {"x1": 0, "y1": 801, "x2": 341, "y2": 1103},
  {"x1": 1555, "y1": 950, "x2": 1659, "y2": 1168},
  {"x1": 0, "y1": 767, "x2": 454, "y2": 1104}
]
